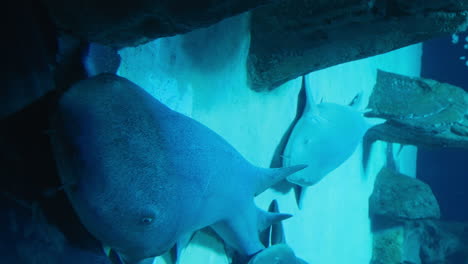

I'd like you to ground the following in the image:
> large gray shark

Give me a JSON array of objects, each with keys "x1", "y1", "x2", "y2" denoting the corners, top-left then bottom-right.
[{"x1": 49, "y1": 74, "x2": 305, "y2": 264}]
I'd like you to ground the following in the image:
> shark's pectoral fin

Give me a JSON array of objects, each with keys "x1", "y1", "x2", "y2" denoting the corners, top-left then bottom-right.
[
  {"x1": 107, "y1": 248, "x2": 125, "y2": 264},
  {"x1": 256, "y1": 207, "x2": 291, "y2": 233},
  {"x1": 255, "y1": 165, "x2": 307, "y2": 196},
  {"x1": 212, "y1": 201, "x2": 293, "y2": 257},
  {"x1": 211, "y1": 203, "x2": 265, "y2": 256},
  {"x1": 109, "y1": 250, "x2": 153, "y2": 264},
  {"x1": 134, "y1": 258, "x2": 155, "y2": 264},
  {"x1": 103, "y1": 244, "x2": 126, "y2": 264},
  {"x1": 293, "y1": 185, "x2": 307, "y2": 210},
  {"x1": 258, "y1": 226, "x2": 270, "y2": 248},
  {"x1": 173, "y1": 231, "x2": 194, "y2": 264},
  {"x1": 107, "y1": 248, "x2": 152, "y2": 264}
]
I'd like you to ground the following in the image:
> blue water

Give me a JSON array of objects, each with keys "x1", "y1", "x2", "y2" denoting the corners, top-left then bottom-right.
[{"x1": 419, "y1": 30, "x2": 468, "y2": 221}]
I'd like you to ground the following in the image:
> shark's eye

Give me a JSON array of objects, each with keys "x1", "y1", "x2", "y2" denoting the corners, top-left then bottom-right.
[{"x1": 140, "y1": 217, "x2": 154, "y2": 225}]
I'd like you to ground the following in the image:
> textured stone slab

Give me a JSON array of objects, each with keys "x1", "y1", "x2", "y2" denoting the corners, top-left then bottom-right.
[
  {"x1": 365, "y1": 70, "x2": 468, "y2": 148},
  {"x1": 248, "y1": 0, "x2": 468, "y2": 90},
  {"x1": 369, "y1": 167, "x2": 440, "y2": 221},
  {"x1": 43, "y1": 0, "x2": 278, "y2": 48}
]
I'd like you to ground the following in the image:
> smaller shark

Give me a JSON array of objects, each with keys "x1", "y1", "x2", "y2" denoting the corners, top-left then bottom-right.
[{"x1": 283, "y1": 76, "x2": 373, "y2": 206}]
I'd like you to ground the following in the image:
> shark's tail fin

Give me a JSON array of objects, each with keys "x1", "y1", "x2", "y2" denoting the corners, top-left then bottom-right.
[{"x1": 255, "y1": 165, "x2": 307, "y2": 196}]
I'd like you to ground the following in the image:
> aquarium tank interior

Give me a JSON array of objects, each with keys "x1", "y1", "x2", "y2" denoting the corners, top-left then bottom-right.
[{"x1": 1, "y1": 0, "x2": 467, "y2": 264}]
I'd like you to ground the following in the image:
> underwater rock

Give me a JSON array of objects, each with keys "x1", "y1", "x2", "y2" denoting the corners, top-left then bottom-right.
[
  {"x1": 402, "y1": 222, "x2": 424, "y2": 264},
  {"x1": 371, "y1": 221, "x2": 425, "y2": 264},
  {"x1": 0, "y1": 197, "x2": 111, "y2": 264},
  {"x1": 369, "y1": 168, "x2": 440, "y2": 221},
  {"x1": 82, "y1": 43, "x2": 121, "y2": 77},
  {"x1": 371, "y1": 220, "x2": 468, "y2": 264},
  {"x1": 419, "y1": 220, "x2": 468, "y2": 264},
  {"x1": 42, "y1": 0, "x2": 278, "y2": 48},
  {"x1": 282, "y1": 76, "x2": 370, "y2": 206},
  {"x1": 248, "y1": 0, "x2": 468, "y2": 90},
  {"x1": 371, "y1": 226, "x2": 405, "y2": 264},
  {"x1": 50, "y1": 74, "x2": 305, "y2": 263},
  {"x1": 1, "y1": 0, "x2": 56, "y2": 119},
  {"x1": 0, "y1": 89, "x2": 106, "y2": 260},
  {"x1": 371, "y1": 221, "x2": 424, "y2": 264},
  {"x1": 365, "y1": 70, "x2": 468, "y2": 148}
]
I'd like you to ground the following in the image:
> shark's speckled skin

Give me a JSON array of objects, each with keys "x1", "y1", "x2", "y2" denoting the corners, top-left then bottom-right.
[{"x1": 50, "y1": 74, "x2": 304, "y2": 264}]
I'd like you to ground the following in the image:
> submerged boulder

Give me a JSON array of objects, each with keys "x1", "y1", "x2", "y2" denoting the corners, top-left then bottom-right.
[
  {"x1": 371, "y1": 226, "x2": 405, "y2": 264},
  {"x1": 0, "y1": 198, "x2": 111, "y2": 264},
  {"x1": 420, "y1": 220, "x2": 468, "y2": 264},
  {"x1": 371, "y1": 220, "x2": 468, "y2": 264},
  {"x1": 248, "y1": 0, "x2": 468, "y2": 90},
  {"x1": 42, "y1": 0, "x2": 278, "y2": 48},
  {"x1": 1, "y1": 0, "x2": 56, "y2": 119},
  {"x1": 369, "y1": 167, "x2": 440, "y2": 221},
  {"x1": 365, "y1": 70, "x2": 468, "y2": 148}
]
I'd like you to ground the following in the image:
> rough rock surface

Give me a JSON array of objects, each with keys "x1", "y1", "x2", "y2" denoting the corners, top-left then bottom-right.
[
  {"x1": 248, "y1": 0, "x2": 468, "y2": 90},
  {"x1": 419, "y1": 220, "x2": 468, "y2": 264},
  {"x1": 43, "y1": 0, "x2": 278, "y2": 48},
  {"x1": 0, "y1": 93, "x2": 105, "y2": 258},
  {"x1": 371, "y1": 226, "x2": 405, "y2": 264},
  {"x1": 369, "y1": 167, "x2": 440, "y2": 221},
  {"x1": 371, "y1": 220, "x2": 468, "y2": 264},
  {"x1": 0, "y1": 197, "x2": 111, "y2": 264},
  {"x1": 402, "y1": 222, "x2": 424, "y2": 264},
  {"x1": 1, "y1": 0, "x2": 56, "y2": 119},
  {"x1": 365, "y1": 70, "x2": 468, "y2": 148}
]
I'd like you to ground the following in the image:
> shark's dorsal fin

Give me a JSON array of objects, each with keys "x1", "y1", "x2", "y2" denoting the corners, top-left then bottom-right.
[
  {"x1": 303, "y1": 75, "x2": 319, "y2": 116},
  {"x1": 269, "y1": 77, "x2": 307, "y2": 169}
]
